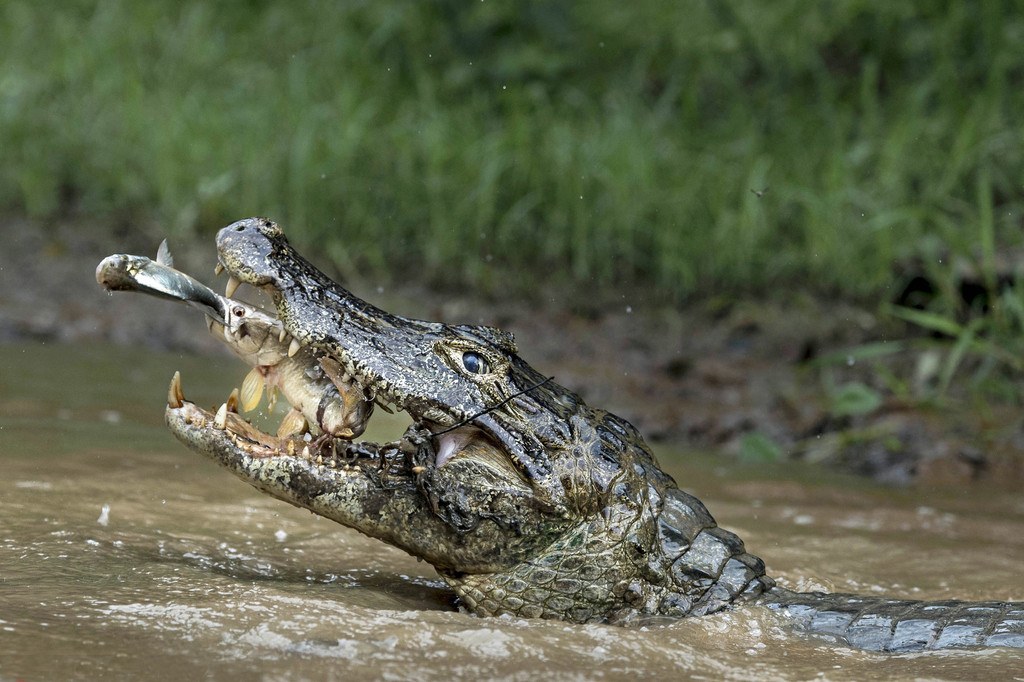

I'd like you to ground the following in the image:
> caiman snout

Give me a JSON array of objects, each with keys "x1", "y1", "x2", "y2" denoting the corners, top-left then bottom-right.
[{"x1": 215, "y1": 217, "x2": 283, "y2": 289}]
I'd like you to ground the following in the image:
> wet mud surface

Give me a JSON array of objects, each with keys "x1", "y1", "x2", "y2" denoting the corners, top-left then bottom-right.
[{"x1": 2, "y1": 216, "x2": 1022, "y2": 486}]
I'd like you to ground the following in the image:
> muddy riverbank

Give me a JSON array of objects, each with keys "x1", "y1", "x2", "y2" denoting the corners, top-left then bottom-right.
[{"x1": 2, "y1": 216, "x2": 1021, "y2": 486}]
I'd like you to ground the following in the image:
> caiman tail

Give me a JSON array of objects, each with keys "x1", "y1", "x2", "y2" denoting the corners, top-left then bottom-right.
[{"x1": 761, "y1": 588, "x2": 1024, "y2": 651}]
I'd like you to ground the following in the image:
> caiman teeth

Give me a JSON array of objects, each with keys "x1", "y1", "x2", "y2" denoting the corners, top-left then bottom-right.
[
  {"x1": 214, "y1": 402, "x2": 228, "y2": 430},
  {"x1": 168, "y1": 371, "x2": 184, "y2": 408},
  {"x1": 288, "y1": 337, "x2": 301, "y2": 357},
  {"x1": 277, "y1": 324, "x2": 287, "y2": 343},
  {"x1": 225, "y1": 275, "x2": 241, "y2": 298},
  {"x1": 214, "y1": 262, "x2": 224, "y2": 276}
]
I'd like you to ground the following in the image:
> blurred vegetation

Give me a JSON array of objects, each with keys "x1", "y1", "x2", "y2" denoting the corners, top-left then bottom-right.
[{"x1": 2, "y1": 0, "x2": 1023, "y2": 307}]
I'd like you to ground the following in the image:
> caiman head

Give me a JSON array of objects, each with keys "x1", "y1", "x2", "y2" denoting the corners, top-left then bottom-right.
[{"x1": 166, "y1": 217, "x2": 771, "y2": 623}]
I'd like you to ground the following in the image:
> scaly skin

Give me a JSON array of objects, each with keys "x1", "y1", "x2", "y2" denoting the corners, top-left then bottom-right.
[{"x1": 151, "y1": 217, "x2": 1023, "y2": 651}]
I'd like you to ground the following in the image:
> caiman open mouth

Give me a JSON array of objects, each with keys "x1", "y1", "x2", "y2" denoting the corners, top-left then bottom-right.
[
  {"x1": 165, "y1": 371, "x2": 395, "y2": 466},
  {"x1": 164, "y1": 393, "x2": 427, "y2": 513},
  {"x1": 161, "y1": 274, "x2": 503, "y2": 487}
]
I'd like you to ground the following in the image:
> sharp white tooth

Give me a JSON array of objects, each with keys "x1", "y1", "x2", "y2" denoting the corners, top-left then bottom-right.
[
  {"x1": 316, "y1": 454, "x2": 323, "y2": 465},
  {"x1": 214, "y1": 262, "x2": 224, "y2": 276},
  {"x1": 214, "y1": 402, "x2": 228, "y2": 429},
  {"x1": 301, "y1": 445, "x2": 311, "y2": 459},
  {"x1": 278, "y1": 326, "x2": 288, "y2": 343},
  {"x1": 226, "y1": 388, "x2": 240, "y2": 413},
  {"x1": 168, "y1": 371, "x2": 185, "y2": 408},
  {"x1": 288, "y1": 337, "x2": 301, "y2": 357},
  {"x1": 225, "y1": 275, "x2": 241, "y2": 298},
  {"x1": 240, "y1": 368, "x2": 264, "y2": 412}
]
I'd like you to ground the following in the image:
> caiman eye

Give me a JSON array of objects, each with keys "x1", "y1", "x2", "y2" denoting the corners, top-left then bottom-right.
[{"x1": 462, "y1": 351, "x2": 489, "y2": 375}]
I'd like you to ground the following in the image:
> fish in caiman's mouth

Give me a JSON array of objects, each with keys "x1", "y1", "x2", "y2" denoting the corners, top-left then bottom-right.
[{"x1": 160, "y1": 264, "x2": 434, "y2": 486}]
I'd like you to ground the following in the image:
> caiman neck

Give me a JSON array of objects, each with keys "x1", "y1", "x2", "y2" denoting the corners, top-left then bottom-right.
[{"x1": 443, "y1": 482, "x2": 774, "y2": 624}]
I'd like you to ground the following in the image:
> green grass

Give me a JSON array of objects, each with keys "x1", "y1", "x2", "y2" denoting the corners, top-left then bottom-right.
[{"x1": 2, "y1": 0, "x2": 1023, "y2": 303}]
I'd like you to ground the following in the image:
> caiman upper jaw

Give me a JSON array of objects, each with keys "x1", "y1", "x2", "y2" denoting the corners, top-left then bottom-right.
[
  {"x1": 212, "y1": 218, "x2": 503, "y2": 438},
  {"x1": 215, "y1": 217, "x2": 282, "y2": 289}
]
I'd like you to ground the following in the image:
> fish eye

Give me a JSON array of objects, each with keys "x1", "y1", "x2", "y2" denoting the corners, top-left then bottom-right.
[
  {"x1": 462, "y1": 351, "x2": 488, "y2": 375},
  {"x1": 232, "y1": 306, "x2": 246, "y2": 317}
]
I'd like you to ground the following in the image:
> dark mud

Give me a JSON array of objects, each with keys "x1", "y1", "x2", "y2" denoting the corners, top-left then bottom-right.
[{"x1": 2, "y1": 216, "x2": 1021, "y2": 486}]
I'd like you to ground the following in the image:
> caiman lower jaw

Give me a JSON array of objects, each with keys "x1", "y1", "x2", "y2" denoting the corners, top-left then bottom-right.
[{"x1": 163, "y1": 372, "x2": 532, "y2": 573}]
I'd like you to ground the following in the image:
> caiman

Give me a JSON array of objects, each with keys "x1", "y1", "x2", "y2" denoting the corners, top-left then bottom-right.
[{"x1": 103, "y1": 217, "x2": 1024, "y2": 653}]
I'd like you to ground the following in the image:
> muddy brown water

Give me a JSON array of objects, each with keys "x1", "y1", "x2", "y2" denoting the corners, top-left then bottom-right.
[{"x1": 2, "y1": 343, "x2": 1022, "y2": 680}]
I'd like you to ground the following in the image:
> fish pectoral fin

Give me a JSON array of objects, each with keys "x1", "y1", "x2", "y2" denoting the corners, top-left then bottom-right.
[
  {"x1": 277, "y1": 407, "x2": 308, "y2": 438},
  {"x1": 240, "y1": 367, "x2": 265, "y2": 412}
]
